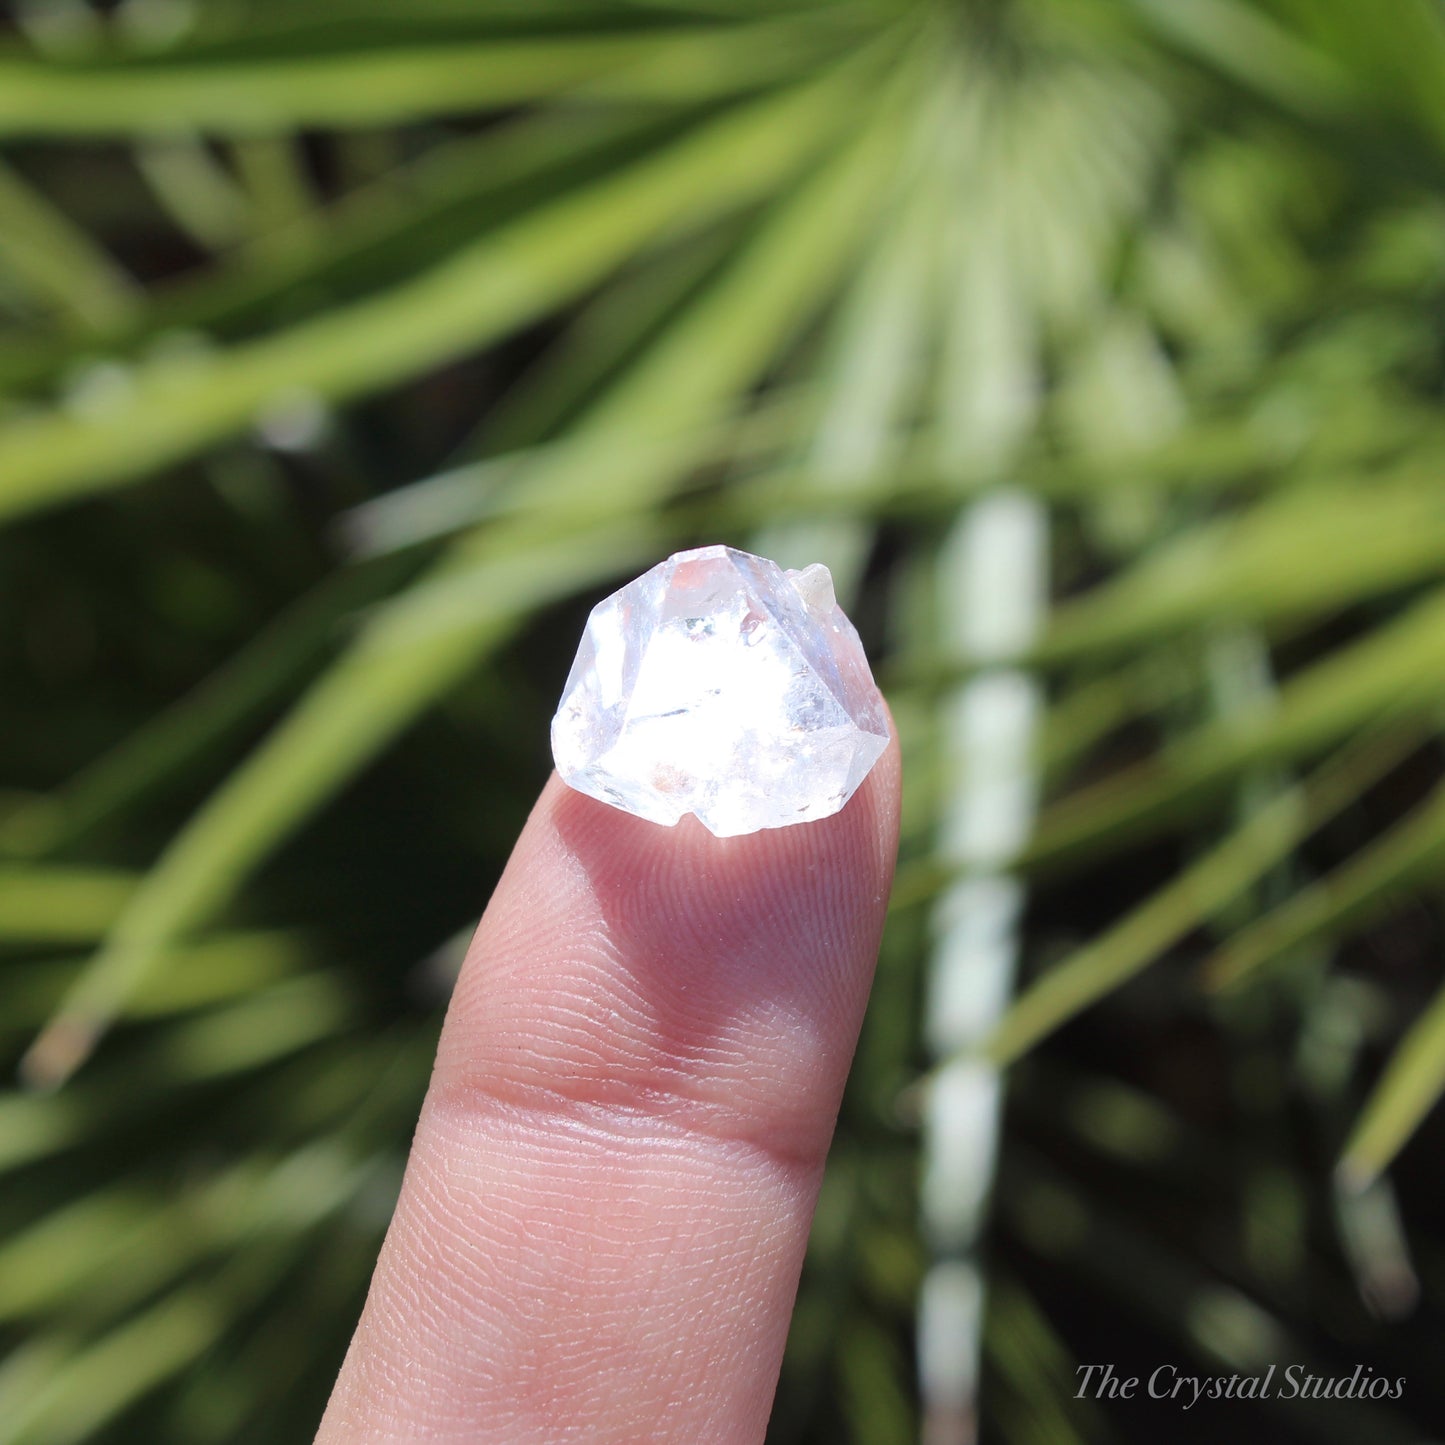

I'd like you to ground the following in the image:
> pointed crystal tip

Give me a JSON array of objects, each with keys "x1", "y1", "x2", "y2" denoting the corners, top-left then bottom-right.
[{"x1": 551, "y1": 545, "x2": 889, "y2": 836}]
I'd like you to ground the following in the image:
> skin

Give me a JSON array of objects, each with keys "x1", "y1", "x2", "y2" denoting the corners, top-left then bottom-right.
[{"x1": 318, "y1": 732, "x2": 901, "y2": 1443}]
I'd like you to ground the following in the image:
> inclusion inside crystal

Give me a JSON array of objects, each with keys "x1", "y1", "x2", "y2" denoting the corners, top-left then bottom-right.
[{"x1": 550, "y1": 545, "x2": 889, "y2": 837}]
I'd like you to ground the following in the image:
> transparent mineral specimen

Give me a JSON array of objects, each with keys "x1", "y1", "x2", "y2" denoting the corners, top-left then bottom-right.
[{"x1": 551, "y1": 545, "x2": 890, "y2": 837}]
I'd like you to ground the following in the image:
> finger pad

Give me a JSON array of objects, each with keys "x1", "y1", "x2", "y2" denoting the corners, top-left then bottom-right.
[{"x1": 437, "y1": 738, "x2": 901, "y2": 1164}]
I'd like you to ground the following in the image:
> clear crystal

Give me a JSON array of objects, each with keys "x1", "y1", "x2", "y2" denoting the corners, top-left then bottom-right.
[{"x1": 551, "y1": 545, "x2": 890, "y2": 837}]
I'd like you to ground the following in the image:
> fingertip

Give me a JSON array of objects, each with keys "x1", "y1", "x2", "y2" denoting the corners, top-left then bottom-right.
[
  {"x1": 435, "y1": 733, "x2": 900, "y2": 1162},
  {"x1": 543, "y1": 728, "x2": 900, "y2": 993}
]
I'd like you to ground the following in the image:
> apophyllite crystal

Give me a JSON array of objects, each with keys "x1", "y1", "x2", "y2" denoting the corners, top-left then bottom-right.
[{"x1": 551, "y1": 545, "x2": 890, "y2": 837}]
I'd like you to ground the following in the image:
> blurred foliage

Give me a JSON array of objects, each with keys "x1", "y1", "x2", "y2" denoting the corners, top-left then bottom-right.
[{"x1": 3, "y1": 0, "x2": 1445, "y2": 1441}]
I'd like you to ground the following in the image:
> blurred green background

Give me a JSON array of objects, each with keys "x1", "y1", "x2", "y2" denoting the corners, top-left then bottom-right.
[{"x1": 3, "y1": 0, "x2": 1445, "y2": 1441}]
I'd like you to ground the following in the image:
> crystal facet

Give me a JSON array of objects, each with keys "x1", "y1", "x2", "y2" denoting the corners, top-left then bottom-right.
[{"x1": 551, "y1": 545, "x2": 890, "y2": 837}]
